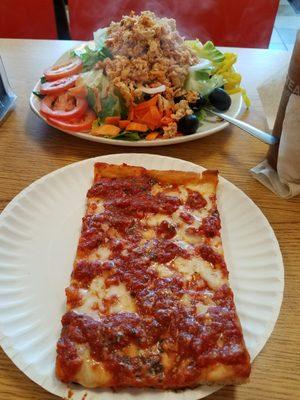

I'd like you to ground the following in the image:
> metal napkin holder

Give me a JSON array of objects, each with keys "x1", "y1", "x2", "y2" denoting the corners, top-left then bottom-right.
[{"x1": 0, "y1": 56, "x2": 17, "y2": 124}]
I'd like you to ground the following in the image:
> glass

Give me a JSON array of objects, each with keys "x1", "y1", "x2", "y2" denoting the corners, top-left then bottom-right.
[
  {"x1": 267, "y1": 31, "x2": 300, "y2": 170},
  {"x1": 0, "y1": 56, "x2": 17, "y2": 124}
]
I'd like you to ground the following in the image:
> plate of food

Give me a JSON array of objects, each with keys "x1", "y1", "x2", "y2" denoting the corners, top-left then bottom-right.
[
  {"x1": 0, "y1": 153, "x2": 283, "y2": 399},
  {"x1": 30, "y1": 11, "x2": 249, "y2": 146}
]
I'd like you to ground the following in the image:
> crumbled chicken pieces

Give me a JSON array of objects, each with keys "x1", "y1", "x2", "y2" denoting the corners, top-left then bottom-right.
[
  {"x1": 103, "y1": 11, "x2": 197, "y2": 106},
  {"x1": 172, "y1": 100, "x2": 193, "y2": 121},
  {"x1": 185, "y1": 90, "x2": 199, "y2": 104},
  {"x1": 163, "y1": 122, "x2": 178, "y2": 138}
]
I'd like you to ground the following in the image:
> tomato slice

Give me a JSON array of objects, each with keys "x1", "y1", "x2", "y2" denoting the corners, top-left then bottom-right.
[
  {"x1": 40, "y1": 92, "x2": 88, "y2": 121},
  {"x1": 47, "y1": 109, "x2": 96, "y2": 132},
  {"x1": 40, "y1": 75, "x2": 78, "y2": 95},
  {"x1": 44, "y1": 59, "x2": 83, "y2": 82}
]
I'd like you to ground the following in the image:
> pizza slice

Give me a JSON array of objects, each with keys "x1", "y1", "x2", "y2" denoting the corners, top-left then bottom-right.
[{"x1": 56, "y1": 163, "x2": 251, "y2": 389}]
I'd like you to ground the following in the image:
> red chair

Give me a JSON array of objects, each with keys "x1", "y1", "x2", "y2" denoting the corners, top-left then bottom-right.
[
  {"x1": 68, "y1": 0, "x2": 279, "y2": 48},
  {"x1": 0, "y1": 0, "x2": 57, "y2": 39}
]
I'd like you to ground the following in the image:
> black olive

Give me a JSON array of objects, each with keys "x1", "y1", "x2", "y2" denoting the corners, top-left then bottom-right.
[
  {"x1": 208, "y1": 88, "x2": 231, "y2": 112},
  {"x1": 189, "y1": 95, "x2": 207, "y2": 112},
  {"x1": 174, "y1": 95, "x2": 184, "y2": 104},
  {"x1": 143, "y1": 93, "x2": 152, "y2": 101},
  {"x1": 178, "y1": 115, "x2": 199, "y2": 135}
]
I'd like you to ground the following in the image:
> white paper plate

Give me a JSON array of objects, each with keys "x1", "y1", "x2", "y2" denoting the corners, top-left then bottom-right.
[
  {"x1": 0, "y1": 154, "x2": 283, "y2": 399},
  {"x1": 29, "y1": 43, "x2": 243, "y2": 147}
]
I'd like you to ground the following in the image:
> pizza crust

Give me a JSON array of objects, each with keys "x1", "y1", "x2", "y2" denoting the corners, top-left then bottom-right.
[{"x1": 93, "y1": 162, "x2": 218, "y2": 186}]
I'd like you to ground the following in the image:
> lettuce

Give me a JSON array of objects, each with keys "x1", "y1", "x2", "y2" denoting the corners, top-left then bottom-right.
[
  {"x1": 80, "y1": 69, "x2": 104, "y2": 88},
  {"x1": 71, "y1": 28, "x2": 112, "y2": 72},
  {"x1": 71, "y1": 45, "x2": 112, "y2": 72},
  {"x1": 98, "y1": 94, "x2": 120, "y2": 120},
  {"x1": 79, "y1": 69, "x2": 126, "y2": 119},
  {"x1": 185, "y1": 73, "x2": 224, "y2": 96},
  {"x1": 93, "y1": 28, "x2": 107, "y2": 50},
  {"x1": 186, "y1": 40, "x2": 225, "y2": 64},
  {"x1": 32, "y1": 91, "x2": 45, "y2": 99},
  {"x1": 113, "y1": 131, "x2": 141, "y2": 141}
]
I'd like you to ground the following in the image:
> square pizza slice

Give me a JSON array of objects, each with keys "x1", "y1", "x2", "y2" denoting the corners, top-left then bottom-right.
[{"x1": 56, "y1": 163, "x2": 251, "y2": 389}]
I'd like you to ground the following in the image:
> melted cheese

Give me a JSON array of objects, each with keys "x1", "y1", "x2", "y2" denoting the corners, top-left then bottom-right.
[
  {"x1": 186, "y1": 182, "x2": 215, "y2": 202},
  {"x1": 173, "y1": 256, "x2": 226, "y2": 289},
  {"x1": 89, "y1": 246, "x2": 111, "y2": 262},
  {"x1": 76, "y1": 346, "x2": 112, "y2": 387},
  {"x1": 180, "y1": 293, "x2": 216, "y2": 314},
  {"x1": 161, "y1": 352, "x2": 176, "y2": 371},
  {"x1": 142, "y1": 228, "x2": 155, "y2": 240},
  {"x1": 76, "y1": 277, "x2": 136, "y2": 316},
  {"x1": 151, "y1": 184, "x2": 188, "y2": 202},
  {"x1": 146, "y1": 214, "x2": 172, "y2": 227},
  {"x1": 145, "y1": 209, "x2": 206, "y2": 245},
  {"x1": 150, "y1": 262, "x2": 174, "y2": 278},
  {"x1": 180, "y1": 293, "x2": 193, "y2": 307},
  {"x1": 94, "y1": 202, "x2": 104, "y2": 214},
  {"x1": 196, "y1": 303, "x2": 210, "y2": 314},
  {"x1": 209, "y1": 236, "x2": 223, "y2": 255}
]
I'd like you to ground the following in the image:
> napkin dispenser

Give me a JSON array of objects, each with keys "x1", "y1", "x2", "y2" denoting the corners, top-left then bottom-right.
[{"x1": 0, "y1": 56, "x2": 17, "y2": 124}]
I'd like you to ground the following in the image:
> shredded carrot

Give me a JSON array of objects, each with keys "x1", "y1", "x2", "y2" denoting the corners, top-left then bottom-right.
[
  {"x1": 149, "y1": 105, "x2": 162, "y2": 121},
  {"x1": 104, "y1": 116, "x2": 120, "y2": 126},
  {"x1": 126, "y1": 122, "x2": 148, "y2": 132},
  {"x1": 134, "y1": 95, "x2": 158, "y2": 111},
  {"x1": 91, "y1": 124, "x2": 120, "y2": 136},
  {"x1": 128, "y1": 107, "x2": 135, "y2": 121},
  {"x1": 119, "y1": 120, "x2": 130, "y2": 129},
  {"x1": 134, "y1": 111, "x2": 156, "y2": 130},
  {"x1": 146, "y1": 131, "x2": 160, "y2": 140}
]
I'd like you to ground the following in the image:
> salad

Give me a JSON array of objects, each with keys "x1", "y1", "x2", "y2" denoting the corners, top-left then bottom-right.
[{"x1": 34, "y1": 11, "x2": 249, "y2": 142}]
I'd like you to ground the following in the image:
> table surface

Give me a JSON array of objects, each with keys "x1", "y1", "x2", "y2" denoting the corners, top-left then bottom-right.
[{"x1": 0, "y1": 39, "x2": 299, "y2": 400}]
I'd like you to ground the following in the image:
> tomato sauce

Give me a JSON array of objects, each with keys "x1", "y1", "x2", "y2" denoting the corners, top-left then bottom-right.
[
  {"x1": 56, "y1": 336, "x2": 82, "y2": 382},
  {"x1": 59, "y1": 173, "x2": 249, "y2": 386},
  {"x1": 186, "y1": 190, "x2": 207, "y2": 209},
  {"x1": 196, "y1": 244, "x2": 227, "y2": 274},
  {"x1": 187, "y1": 210, "x2": 221, "y2": 238},
  {"x1": 156, "y1": 220, "x2": 176, "y2": 239},
  {"x1": 179, "y1": 211, "x2": 194, "y2": 224}
]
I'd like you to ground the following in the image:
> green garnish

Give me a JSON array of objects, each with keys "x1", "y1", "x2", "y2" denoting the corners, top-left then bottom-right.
[
  {"x1": 113, "y1": 131, "x2": 142, "y2": 141},
  {"x1": 71, "y1": 46, "x2": 112, "y2": 72},
  {"x1": 32, "y1": 91, "x2": 45, "y2": 99}
]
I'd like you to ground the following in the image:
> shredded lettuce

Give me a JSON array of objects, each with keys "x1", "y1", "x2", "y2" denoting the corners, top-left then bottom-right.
[
  {"x1": 71, "y1": 45, "x2": 112, "y2": 72},
  {"x1": 78, "y1": 70, "x2": 104, "y2": 113},
  {"x1": 98, "y1": 95, "x2": 119, "y2": 120},
  {"x1": 185, "y1": 40, "x2": 225, "y2": 95},
  {"x1": 113, "y1": 131, "x2": 142, "y2": 141},
  {"x1": 32, "y1": 91, "x2": 45, "y2": 99},
  {"x1": 186, "y1": 73, "x2": 224, "y2": 96},
  {"x1": 186, "y1": 41, "x2": 250, "y2": 107},
  {"x1": 79, "y1": 69, "x2": 125, "y2": 119},
  {"x1": 194, "y1": 69, "x2": 211, "y2": 81},
  {"x1": 93, "y1": 28, "x2": 107, "y2": 50},
  {"x1": 186, "y1": 40, "x2": 225, "y2": 64},
  {"x1": 70, "y1": 28, "x2": 112, "y2": 72},
  {"x1": 71, "y1": 28, "x2": 112, "y2": 72},
  {"x1": 195, "y1": 108, "x2": 207, "y2": 122},
  {"x1": 80, "y1": 69, "x2": 104, "y2": 88}
]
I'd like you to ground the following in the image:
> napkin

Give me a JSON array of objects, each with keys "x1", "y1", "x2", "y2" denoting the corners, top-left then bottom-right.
[{"x1": 250, "y1": 64, "x2": 300, "y2": 199}]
